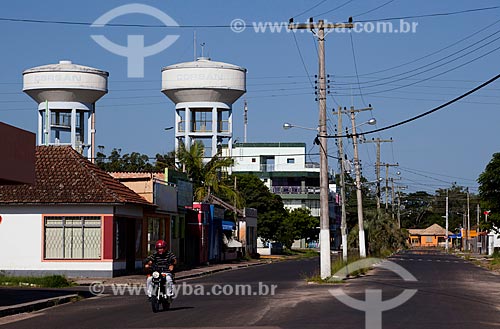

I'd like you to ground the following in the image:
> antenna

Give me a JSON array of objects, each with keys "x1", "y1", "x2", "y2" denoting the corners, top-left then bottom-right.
[
  {"x1": 200, "y1": 42, "x2": 205, "y2": 58},
  {"x1": 193, "y1": 31, "x2": 197, "y2": 60},
  {"x1": 244, "y1": 99, "x2": 248, "y2": 142}
]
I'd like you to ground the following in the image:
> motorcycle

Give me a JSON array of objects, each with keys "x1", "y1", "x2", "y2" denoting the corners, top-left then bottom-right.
[{"x1": 150, "y1": 271, "x2": 174, "y2": 313}]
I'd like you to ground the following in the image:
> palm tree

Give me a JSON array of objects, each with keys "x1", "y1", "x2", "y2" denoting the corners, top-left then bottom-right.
[{"x1": 176, "y1": 141, "x2": 241, "y2": 204}]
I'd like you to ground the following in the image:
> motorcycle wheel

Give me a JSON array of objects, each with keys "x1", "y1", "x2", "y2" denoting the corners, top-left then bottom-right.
[
  {"x1": 151, "y1": 298, "x2": 161, "y2": 313},
  {"x1": 162, "y1": 299, "x2": 171, "y2": 311}
]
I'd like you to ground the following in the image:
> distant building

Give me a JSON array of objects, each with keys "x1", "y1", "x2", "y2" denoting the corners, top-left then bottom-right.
[
  {"x1": 408, "y1": 223, "x2": 452, "y2": 247},
  {"x1": 222, "y1": 142, "x2": 340, "y2": 249}
]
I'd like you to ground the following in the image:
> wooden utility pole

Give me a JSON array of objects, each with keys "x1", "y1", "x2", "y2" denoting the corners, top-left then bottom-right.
[
  {"x1": 346, "y1": 106, "x2": 373, "y2": 258},
  {"x1": 382, "y1": 163, "x2": 399, "y2": 211},
  {"x1": 288, "y1": 18, "x2": 353, "y2": 278},
  {"x1": 335, "y1": 106, "x2": 348, "y2": 261},
  {"x1": 363, "y1": 138, "x2": 392, "y2": 212}
]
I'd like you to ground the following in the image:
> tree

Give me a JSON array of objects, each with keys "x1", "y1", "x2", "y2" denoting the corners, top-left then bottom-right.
[
  {"x1": 400, "y1": 191, "x2": 435, "y2": 229},
  {"x1": 365, "y1": 213, "x2": 408, "y2": 256},
  {"x1": 278, "y1": 208, "x2": 319, "y2": 249},
  {"x1": 231, "y1": 174, "x2": 287, "y2": 242},
  {"x1": 176, "y1": 141, "x2": 239, "y2": 203},
  {"x1": 95, "y1": 146, "x2": 174, "y2": 172},
  {"x1": 478, "y1": 153, "x2": 500, "y2": 230}
]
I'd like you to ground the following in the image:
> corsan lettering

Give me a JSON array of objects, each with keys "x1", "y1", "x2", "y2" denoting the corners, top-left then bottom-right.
[
  {"x1": 176, "y1": 73, "x2": 224, "y2": 81},
  {"x1": 32, "y1": 74, "x2": 83, "y2": 84}
]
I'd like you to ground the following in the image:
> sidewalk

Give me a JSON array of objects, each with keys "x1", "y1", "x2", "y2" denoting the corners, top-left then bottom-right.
[
  {"x1": 72, "y1": 258, "x2": 272, "y2": 286},
  {"x1": 0, "y1": 256, "x2": 292, "y2": 318}
]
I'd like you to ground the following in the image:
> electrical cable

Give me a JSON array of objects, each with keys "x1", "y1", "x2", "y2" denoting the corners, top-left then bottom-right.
[
  {"x1": 324, "y1": 73, "x2": 500, "y2": 138},
  {"x1": 352, "y1": 0, "x2": 397, "y2": 19},
  {"x1": 291, "y1": 0, "x2": 329, "y2": 19},
  {"x1": 332, "y1": 28, "x2": 500, "y2": 87},
  {"x1": 336, "y1": 18, "x2": 500, "y2": 78},
  {"x1": 349, "y1": 32, "x2": 368, "y2": 106}
]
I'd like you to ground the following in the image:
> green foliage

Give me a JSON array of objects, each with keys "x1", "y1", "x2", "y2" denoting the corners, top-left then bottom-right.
[
  {"x1": 95, "y1": 146, "x2": 175, "y2": 172},
  {"x1": 232, "y1": 174, "x2": 287, "y2": 242},
  {"x1": 478, "y1": 153, "x2": 500, "y2": 230},
  {"x1": 0, "y1": 274, "x2": 73, "y2": 288},
  {"x1": 365, "y1": 213, "x2": 408, "y2": 256},
  {"x1": 277, "y1": 208, "x2": 319, "y2": 249},
  {"x1": 176, "y1": 141, "x2": 240, "y2": 204}
]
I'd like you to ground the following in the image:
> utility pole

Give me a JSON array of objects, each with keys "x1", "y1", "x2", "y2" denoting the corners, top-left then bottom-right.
[
  {"x1": 382, "y1": 163, "x2": 399, "y2": 211},
  {"x1": 466, "y1": 187, "x2": 470, "y2": 251},
  {"x1": 363, "y1": 138, "x2": 392, "y2": 212},
  {"x1": 445, "y1": 190, "x2": 449, "y2": 252},
  {"x1": 391, "y1": 178, "x2": 395, "y2": 219},
  {"x1": 396, "y1": 185, "x2": 407, "y2": 229},
  {"x1": 347, "y1": 105, "x2": 372, "y2": 258},
  {"x1": 288, "y1": 17, "x2": 353, "y2": 279},
  {"x1": 243, "y1": 100, "x2": 248, "y2": 143},
  {"x1": 335, "y1": 106, "x2": 348, "y2": 261}
]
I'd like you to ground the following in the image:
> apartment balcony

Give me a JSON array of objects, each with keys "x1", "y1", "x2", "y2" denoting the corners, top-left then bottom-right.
[{"x1": 271, "y1": 185, "x2": 320, "y2": 195}]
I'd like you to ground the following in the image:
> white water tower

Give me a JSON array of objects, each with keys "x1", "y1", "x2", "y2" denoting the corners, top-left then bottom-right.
[
  {"x1": 161, "y1": 57, "x2": 246, "y2": 157},
  {"x1": 23, "y1": 60, "x2": 108, "y2": 160}
]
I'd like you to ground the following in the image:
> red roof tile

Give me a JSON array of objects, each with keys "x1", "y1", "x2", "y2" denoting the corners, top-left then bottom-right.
[{"x1": 0, "y1": 146, "x2": 153, "y2": 206}]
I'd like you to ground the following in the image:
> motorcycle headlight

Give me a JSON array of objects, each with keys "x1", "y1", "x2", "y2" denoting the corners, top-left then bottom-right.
[{"x1": 152, "y1": 271, "x2": 160, "y2": 279}]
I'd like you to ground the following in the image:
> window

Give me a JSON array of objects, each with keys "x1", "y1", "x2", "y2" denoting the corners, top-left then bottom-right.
[
  {"x1": 251, "y1": 158, "x2": 256, "y2": 163},
  {"x1": 287, "y1": 158, "x2": 295, "y2": 164},
  {"x1": 44, "y1": 216, "x2": 101, "y2": 259},
  {"x1": 426, "y1": 236, "x2": 433, "y2": 243}
]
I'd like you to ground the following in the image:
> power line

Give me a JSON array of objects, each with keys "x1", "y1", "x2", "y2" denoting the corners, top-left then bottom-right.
[
  {"x1": 354, "y1": 5, "x2": 500, "y2": 23},
  {"x1": 291, "y1": 0, "x2": 329, "y2": 19},
  {"x1": 337, "y1": 18, "x2": 500, "y2": 78},
  {"x1": 0, "y1": 5, "x2": 498, "y2": 28},
  {"x1": 332, "y1": 28, "x2": 500, "y2": 87},
  {"x1": 325, "y1": 73, "x2": 500, "y2": 138},
  {"x1": 314, "y1": 0, "x2": 356, "y2": 17},
  {"x1": 349, "y1": 32, "x2": 368, "y2": 106},
  {"x1": 332, "y1": 42, "x2": 500, "y2": 97},
  {"x1": 352, "y1": 0, "x2": 397, "y2": 19},
  {"x1": 291, "y1": 33, "x2": 315, "y2": 89}
]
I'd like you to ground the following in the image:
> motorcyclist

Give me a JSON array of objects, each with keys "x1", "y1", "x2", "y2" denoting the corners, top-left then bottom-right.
[{"x1": 145, "y1": 240, "x2": 177, "y2": 300}]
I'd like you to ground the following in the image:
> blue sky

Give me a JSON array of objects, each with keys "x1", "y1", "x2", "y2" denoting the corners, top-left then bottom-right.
[{"x1": 1, "y1": 0, "x2": 499, "y2": 195}]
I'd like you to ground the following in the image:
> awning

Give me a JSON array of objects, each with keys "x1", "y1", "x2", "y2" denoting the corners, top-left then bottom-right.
[
  {"x1": 222, "y1": 220, "x2": 236, "y2": 231},
  {"x1": 227, "y1": 238, "x2": 243, "y2": 248}
]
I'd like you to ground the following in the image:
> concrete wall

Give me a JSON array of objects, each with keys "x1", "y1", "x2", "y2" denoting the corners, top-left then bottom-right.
[
  {"x1": 224, "y1": 143, "x2": 319, "y2": 173},
  {"x1": 0, "y1": 212, "x2": 113, "y2": 277}
]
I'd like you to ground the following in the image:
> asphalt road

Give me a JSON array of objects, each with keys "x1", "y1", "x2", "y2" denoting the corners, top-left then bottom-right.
[{"x1": 1, "y1": 250, "x2": 499, "y2": 329}]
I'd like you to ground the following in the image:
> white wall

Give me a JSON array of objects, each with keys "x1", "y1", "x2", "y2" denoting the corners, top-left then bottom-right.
[
  {"x1": 224, "y1": 144, "x2": 319, "y2": 173},
  {"x1": 0, "y1": 208, "x2": 113, "y2": 275}
]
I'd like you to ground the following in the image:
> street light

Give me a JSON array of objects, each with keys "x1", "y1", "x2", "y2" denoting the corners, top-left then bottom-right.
[{"x1": 283, "y1": 123, "x2": 319, "y2": 131}]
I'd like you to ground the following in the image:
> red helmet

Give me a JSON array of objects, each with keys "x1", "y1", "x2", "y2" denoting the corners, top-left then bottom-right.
[{"x1": 155, "y1": 240, "x2": 167, "y2": 254}]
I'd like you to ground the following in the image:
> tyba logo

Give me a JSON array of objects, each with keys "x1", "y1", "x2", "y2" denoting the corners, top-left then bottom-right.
[
  {"x1": 329, "y1": 258, "x2": 418, "y2": 329},
  {"x1": 91, "y1": 3, "x2": 180, "y2": 78}
]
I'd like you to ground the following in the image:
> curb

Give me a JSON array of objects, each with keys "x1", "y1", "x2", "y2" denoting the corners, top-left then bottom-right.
[
  {"x1": 0, "y1": 294, "x2": 79, "y2": 318},
  {"x1": 75, "y1": 261, "x2": 267, "y2": 286}
]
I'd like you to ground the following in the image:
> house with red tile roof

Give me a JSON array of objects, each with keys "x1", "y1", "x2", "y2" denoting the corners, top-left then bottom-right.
[{"x1": 0, "y1": 145, "x2": 157, "y2": 277}]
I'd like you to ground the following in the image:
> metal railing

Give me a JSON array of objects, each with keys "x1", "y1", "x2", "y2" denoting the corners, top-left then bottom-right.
[{"x1": 271, "y1": 186, "x2": 321, "y2": 194}]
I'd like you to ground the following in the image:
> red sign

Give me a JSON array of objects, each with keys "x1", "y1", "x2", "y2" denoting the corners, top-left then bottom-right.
[{"x1": 484, "y1": 210, "x2": 491, "y2": 215}]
